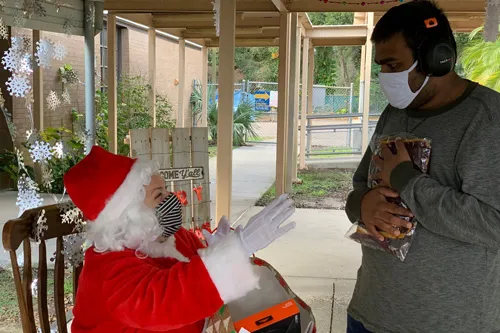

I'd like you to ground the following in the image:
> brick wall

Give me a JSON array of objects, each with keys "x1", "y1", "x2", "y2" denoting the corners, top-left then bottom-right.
[{"x1": 9, "y1": 22, "x2": 203, "y2": 146}]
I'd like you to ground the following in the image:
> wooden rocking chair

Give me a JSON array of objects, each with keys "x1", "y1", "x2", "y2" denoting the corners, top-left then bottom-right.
[{"x1": 2, "y1": 203, "x2": 84, "y2": 333}]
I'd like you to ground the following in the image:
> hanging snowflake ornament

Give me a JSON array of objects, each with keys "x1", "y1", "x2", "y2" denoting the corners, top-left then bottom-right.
[
  {"x1": 6, "y1": 74, "x2": 31, "y2": 97},
  {"x1": 2, "y1": 108, "x2": 16, "y2": 140},
  {"x1": 58, "y1": 200, "x2": 84, "y2": 226},
  {"x1": 0, "y1": 18, "x2": 8, "y2": 40},
  {"x1": 85, "y1": 1, "x2": 95, "y2": 27},
  {"x1": 61, "y1": 89, "x2": 71, "y2": 105},
  {"x1": 12, "y1": 35, "x2": 31, "y2": 54},
  {"x1": 485, "y1": 0, "x2": 500, "y2": 42},
  {"x1": 46, "y1": 90, "x2": 60, "y2": 110},
  {"x1": 3, "y1": 49, "x2": 23, "y2": 72},
  {"x1": 35, "y1": 39, "x2": 54, "y2": 68},
  {"x1": 29, "y1": 140, "x2": 53, "y2": 163},
  {"x1": 212, "y1": 0, "x2": 221, "y2": 37},
  {"x1": 23, "y1": 0, "x2": 47, "y2": 19},
  {"x1": 53, "y1": 41, "x2": 67, "y2": 61},
  {"x1": 62, "y1": 234, "x2": 86, "y2": 267},
  {"x1": 25, "y1": 89, "x2": 34, "y2": 109},
  {"x1": 41, "y1": 165, "x2": 53, "y2": 191},
  {"x1": 13, "y1": 10, "x2": 27, "y2": 27},
  {"x1": 53, "y1": 141, "x2": 64, "y2": 158},
  {"x1": 16, "y1": 175, "x2": 43, "y2": 216},
  {"x1": 54, "y1": 0, "x2": 64, "y2": 12},
  {"x1": 33, "y1": 209, "x2": 48, "y2": 242},
  {"x1": 63, "y1": 15, "x2": 75, "y2": 36},
  {"x1": 14, "y1": 147, "x2": 29, "y2": 175}
]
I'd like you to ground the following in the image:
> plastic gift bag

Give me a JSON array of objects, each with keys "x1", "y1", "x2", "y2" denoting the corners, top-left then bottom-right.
[
  {"x1": 346, "y1": 133, "x2": 432, "y2": 262},
  {"x1": 205, "y1": 257, "x2": 316, "y2": 333}
]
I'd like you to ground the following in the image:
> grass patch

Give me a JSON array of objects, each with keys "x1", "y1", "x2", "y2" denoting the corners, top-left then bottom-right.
[
  {"x1": 308, "y1": 146, "x2": 358, "y2": 159},
  {"x1": 0, "y1": 268, "x2": 74, "y2": 329},
  {"x1": 256, "y1": 168, "x2": 354, "y2": 209}
]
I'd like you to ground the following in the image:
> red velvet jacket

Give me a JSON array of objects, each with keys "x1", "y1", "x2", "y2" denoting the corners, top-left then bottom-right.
[{"x1": 71, "y1": 227, "x2": 259, "y2": 333}]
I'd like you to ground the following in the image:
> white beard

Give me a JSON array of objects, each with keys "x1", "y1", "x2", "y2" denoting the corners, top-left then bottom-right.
[{"x1": 88, "y1": 201, "x2": 189, "y2": 262}]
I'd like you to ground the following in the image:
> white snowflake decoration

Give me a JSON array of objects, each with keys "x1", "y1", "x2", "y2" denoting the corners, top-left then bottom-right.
[
  {"x1": 62, "y1": 234, "x2": 86, "y2": 267},
  {"x1": 61, "y1": 89, "x2": 71, "y2": 105},
  {"x1": 58, "y1": 201, "x2": 84, "y2": 227},
  {"x1": 53, "y1": 41, "x2": 67, "y2": 61},
  {"x1": 34, "y1": 209, "x2": 48, "y2": 243},
  {"x1": 2, "y1": 108, "x2": 16, "y2": 140},
  {"x1": 63, "y1": 16, "x2": 75, "y2": 36},
  {"x1": 23, "y1": 0, "x2": 47, "y2": 19},
  {"x1": 15, "y1": 147, "x2": 28, "y2": 174},
  {"x1": 212, "y1": 0, "x2": 221, "y2": 37},
  {"x1": 53, "y1": 141, "x2": 64, "y2": 158},
  {"x1": 0, "y1": 18, "x2": 8, "y2": 40},
  {"x1": 42, "y1": 166, "x2": 53, "y2": 191},
  {"x1": 35, "y1": 39, "x2": 54, "y2": 69},
  {"x1": 16, "y1": 175, "x2": 43, "y2": 216},
  {"x1": 11, "y1": 36, "x2": 31, "y2": 55},
  {"x1": 31, "y1": 278, "x2": 38, "y2": 296},
  {"x1": 13, "y1": 10, "x2": 27, "y2": 27},
  {"x1": 29, "y1": 141, "x2": 53, "y2": 163},
  {"x1": 46, "y1": 90, "x2": 60, "y2": 110},
  {"x1": 2, "y1": 49, "x2": 23, "y2": 72},
  {"x1": 6, "y1": 74, "x2": 31, "y2": 97}
]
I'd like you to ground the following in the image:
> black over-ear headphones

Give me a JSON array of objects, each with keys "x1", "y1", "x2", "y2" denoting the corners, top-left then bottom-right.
[{"x1": 417, "y1": 17, "x2": 456, "y2": 77}]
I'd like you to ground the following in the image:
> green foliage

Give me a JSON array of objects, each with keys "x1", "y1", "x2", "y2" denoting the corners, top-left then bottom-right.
[
  {"x1": 79, "y1": 75, "x2": 176, "y2": 156},
  {"x1": 234, "y1": 47, "x2": 280, "y2": 82},
  {"x1": 461, "y1": 25, "x2": 500, "y2": 92},
  {"x1": 0, "y1": 150, "x2": 35, "y2": 189},
  {"x1": 207, "y1": 101, "x2": 259, "y2": 146},
  {"x1": 190, "y1": 82, "x2": 217, "y2": 126}
]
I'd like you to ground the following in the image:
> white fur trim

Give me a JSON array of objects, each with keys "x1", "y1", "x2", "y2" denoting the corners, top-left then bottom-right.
[
  {"x1": 141, "y1": 235, "x2": 189, "y2": 262},
  {"x1": 93, "y1": 158, "x2": 157, "y2": 224},
  {"x1": 199, "y1": 233, "x2": 260, "y2": 303}
]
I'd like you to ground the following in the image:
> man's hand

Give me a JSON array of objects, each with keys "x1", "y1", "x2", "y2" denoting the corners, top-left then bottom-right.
[
  {"x1": 361, "y1": 187, "x2": 414, "y2": 241},
  {"x1": 373, "y1": 140, "x2": 411, "y2": 187}
]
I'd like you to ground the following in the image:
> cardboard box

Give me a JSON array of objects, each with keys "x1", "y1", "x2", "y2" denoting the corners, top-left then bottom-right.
[{"x1": 233, "y1": 300, "x2": 301, "y2": 333}]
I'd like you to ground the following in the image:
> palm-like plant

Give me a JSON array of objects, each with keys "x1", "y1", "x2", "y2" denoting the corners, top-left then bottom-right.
[
  {"x1": 190, "y1": 82, "x2": 217, "y2": 126},
  {"x1": 207, "y1": 101, "x2": 259, "y2": 146},
  {"x1": 461, "y1": 25, "x2": 500, "y2": 92}
]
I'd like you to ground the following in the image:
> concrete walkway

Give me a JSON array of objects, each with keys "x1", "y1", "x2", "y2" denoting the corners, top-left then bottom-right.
[{"x1": 235, "y1": 208, "x2": 361, "y2": 333}]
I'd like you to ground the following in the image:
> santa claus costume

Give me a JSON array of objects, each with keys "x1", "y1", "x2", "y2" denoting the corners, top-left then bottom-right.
[{"x1": 63, "y1": 146, "x2": 295, "y2": 333}]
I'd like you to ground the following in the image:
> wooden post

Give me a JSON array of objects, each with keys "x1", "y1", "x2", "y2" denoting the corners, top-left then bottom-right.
[
  {"x1": 215, "y1": 0, "x2": 236, "y2": 223},
  {"x1": 299, "y1": 36, "x2": 309, "y2": 170},
  {"x1": 107, "y1": 15, "x2": 117, "y2": 153},
  {"x1": 361, "y1": 13, "x2": 374, "y2": 154},
  {"x1": 285, "y1": 13, "x2": 299, "y2": 193},
  {"x1": 275, "y1": 12, "x2": 291, "y2": 196},
  {"x1": 178, "y1": 38, "x2": 186, "y2": 127},
  {"x1": 201, "y1": 46, "x2": 209, "y2": 127},
  {"x1": 148, "y1": 27, "x2": 156, "y2": 127},
  {"x1": 32, "y1": 30, "x2": 43, "y2": 132},
  {"x1": 291, "y1": 23, "x2": 301, "y2": 182}
]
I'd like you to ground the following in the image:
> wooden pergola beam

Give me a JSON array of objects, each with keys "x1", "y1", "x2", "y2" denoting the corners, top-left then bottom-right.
[
  {"x1": 176, "y1": 27, "x2": 279, "y2": 39},
  {"x1": 204, "y1": 38, "x2": 279, "y2": 47},
  {"x1": 287, "y1": 0, "x2": 486, "y2": 13},
  {"x1": 270, "y1": 0, "x2": 288, "y2": 13},
  {"x1": 307, "y1": 25, "x2": 367, "y2": 39},
  {"x1": 105, "y1": 0, "x2": 277, "y2": 12},
  {"x1": 153, "y1": 13, "x2": 280, "y2": 29}
]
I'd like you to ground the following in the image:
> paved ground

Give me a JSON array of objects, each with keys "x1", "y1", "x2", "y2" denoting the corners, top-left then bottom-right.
[{"x1": 234, "y1": 208, "x2": 361, "y2": 333}]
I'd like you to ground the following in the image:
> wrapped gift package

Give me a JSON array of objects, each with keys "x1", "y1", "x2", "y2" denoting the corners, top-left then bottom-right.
[{"x1": 233, "y1": 299, "x2": 300, "y2": 333}]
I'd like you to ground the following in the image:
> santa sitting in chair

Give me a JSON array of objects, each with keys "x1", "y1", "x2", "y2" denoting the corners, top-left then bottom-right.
[{"x1": 63, "y1": 146, "x2": 296, "y2": 333}]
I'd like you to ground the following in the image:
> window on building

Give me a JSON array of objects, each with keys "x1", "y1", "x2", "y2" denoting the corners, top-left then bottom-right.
[{"x1": 99, "y1": 20, "x2": 123, "y2": 93}]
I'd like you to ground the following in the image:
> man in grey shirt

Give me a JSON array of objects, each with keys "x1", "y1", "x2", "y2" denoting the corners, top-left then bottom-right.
[{"x1": 345, "y1": 2, "x2": 500, "y2": 333}]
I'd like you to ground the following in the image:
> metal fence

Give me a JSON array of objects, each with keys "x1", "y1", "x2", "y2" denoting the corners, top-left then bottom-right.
[{"x1": 197, "y1": 80, "x2": 387, "y2": 159}]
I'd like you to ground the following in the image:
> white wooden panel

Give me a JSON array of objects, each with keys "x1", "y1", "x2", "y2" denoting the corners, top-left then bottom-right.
[
  {"x1": 171, "y1": 128, "x2": 192, "y2": 228},
  {"x1": 191, "y1": 127, "x2": 210, "y2": 228},
  {"x1": 129, "y1": 128, "x2": 151, "y2": 159}
]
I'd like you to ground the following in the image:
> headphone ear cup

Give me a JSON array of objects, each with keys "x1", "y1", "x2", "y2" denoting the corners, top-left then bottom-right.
[{"x1": 418, "y1": 39, "x2": 456, "y2": 77}]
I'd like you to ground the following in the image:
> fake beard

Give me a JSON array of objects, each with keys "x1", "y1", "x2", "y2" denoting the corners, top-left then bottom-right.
[{"x1": 90, "y1": 201, "x2": 188, "y2": 262}]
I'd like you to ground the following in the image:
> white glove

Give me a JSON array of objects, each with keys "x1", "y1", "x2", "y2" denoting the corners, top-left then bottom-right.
[
  {"x1": 237, "y1": 193, "x2": 296, "y2": 256},
  {"x1": 202, "y1": 216, "x2": 231, "y2": 246}
]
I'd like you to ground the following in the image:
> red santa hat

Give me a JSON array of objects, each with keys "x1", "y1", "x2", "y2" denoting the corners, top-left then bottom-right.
[{"x1": 63, "y1": 146, "x2": 153, "y2": 223}]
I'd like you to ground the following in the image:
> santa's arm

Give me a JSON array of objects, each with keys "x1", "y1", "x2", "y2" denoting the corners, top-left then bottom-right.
[{"x1": 103, "y1": 232, "x2": 258, "y2": 331}]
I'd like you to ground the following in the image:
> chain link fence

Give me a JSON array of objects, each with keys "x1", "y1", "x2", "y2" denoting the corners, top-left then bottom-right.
[{"x1": 192, "y1": 79, "x2": 386, "y2": 159}]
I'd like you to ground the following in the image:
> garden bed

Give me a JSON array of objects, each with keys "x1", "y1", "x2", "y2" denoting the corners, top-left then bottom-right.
[{"x1": 256, "y1": 168, "x2": 354, "y2": 209}]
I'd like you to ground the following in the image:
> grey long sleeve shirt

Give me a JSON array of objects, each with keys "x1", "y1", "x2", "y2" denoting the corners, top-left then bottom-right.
[{"x1": 345, "y1": 81, "x2": 500, "y2": 333}]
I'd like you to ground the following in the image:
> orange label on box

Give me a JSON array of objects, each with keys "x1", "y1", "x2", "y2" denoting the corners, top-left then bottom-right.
[{"x1": 233, "y1": 300, "x2": 299, "y2": 332}]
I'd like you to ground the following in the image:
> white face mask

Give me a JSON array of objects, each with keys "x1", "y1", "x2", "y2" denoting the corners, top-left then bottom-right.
[{"x1": 378, "y1": 61, "x2": 430, "y2": 109}]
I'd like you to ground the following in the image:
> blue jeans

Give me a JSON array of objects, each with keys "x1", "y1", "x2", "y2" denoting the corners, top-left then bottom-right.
[{"x1": 346, "y1": 315, "x2": 374, "y2": 333}]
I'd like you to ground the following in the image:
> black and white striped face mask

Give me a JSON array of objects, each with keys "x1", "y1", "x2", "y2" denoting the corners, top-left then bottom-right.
[{"x1": 155, "y1": 193, "x2": 183, "y2": 237}]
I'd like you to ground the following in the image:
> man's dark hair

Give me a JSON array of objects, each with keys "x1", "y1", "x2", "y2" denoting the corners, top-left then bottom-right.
[{"x1": 371, "y1": 0, "x2": 457, "y2": 60}]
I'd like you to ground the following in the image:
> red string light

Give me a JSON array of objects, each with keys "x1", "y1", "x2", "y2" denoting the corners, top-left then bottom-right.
[{"x1": 319, "y1": 0, "x2": 404, "y2": 5}]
